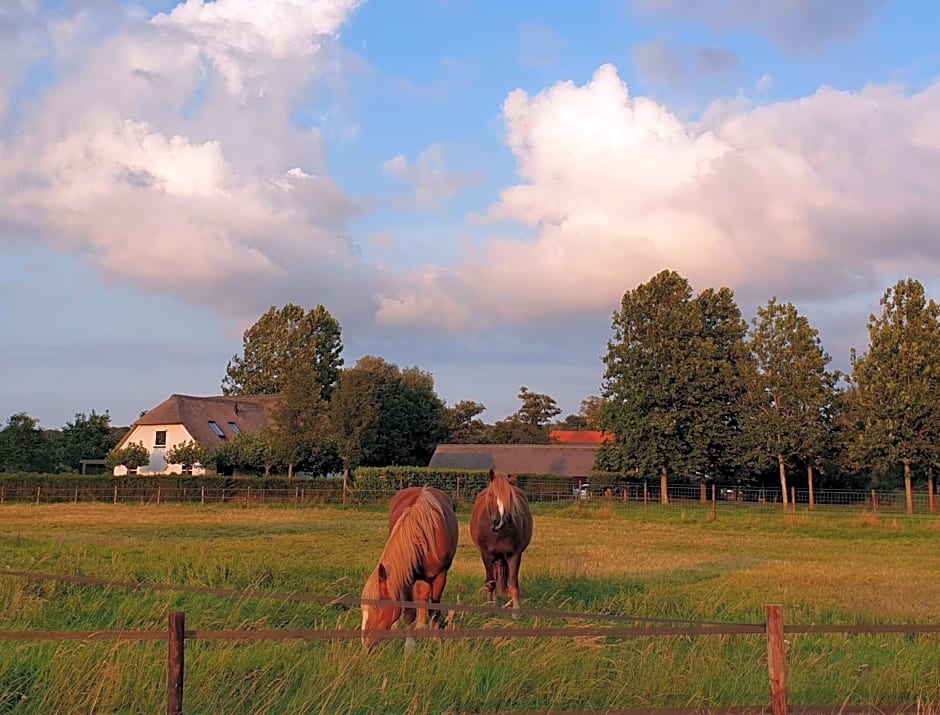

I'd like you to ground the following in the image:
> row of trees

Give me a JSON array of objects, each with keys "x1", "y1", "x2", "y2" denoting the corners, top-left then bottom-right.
[
  {"x1": 0, "y1": 411, "x2": 127, "y2": 473},
  {"x1": 599, "y1": 270, "x2": 940, "y2": 512},
  {"x1": 209, "y1": 305, "x2": 590, "y2": 485},
  {"x1": 11, "y1": 271, "x2": 940, "y2": 510}
]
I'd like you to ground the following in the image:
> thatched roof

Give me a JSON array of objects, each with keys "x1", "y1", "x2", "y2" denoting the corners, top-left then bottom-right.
[
  {"x1": 117, "y1": 394, "x2": 283, "y2": 448},
  {"x1": 429, "y1": 444, "x2": 600, "y2": 478}
]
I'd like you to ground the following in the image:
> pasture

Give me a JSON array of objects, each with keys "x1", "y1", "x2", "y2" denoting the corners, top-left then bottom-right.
[{"x1": 0, "y1": 500, "x2": 937, "y2": 714}]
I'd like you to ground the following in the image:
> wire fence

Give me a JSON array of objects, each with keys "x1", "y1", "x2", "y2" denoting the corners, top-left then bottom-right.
[{"x1": 0, "y1": 482, "x2": 936, "y2": 515}]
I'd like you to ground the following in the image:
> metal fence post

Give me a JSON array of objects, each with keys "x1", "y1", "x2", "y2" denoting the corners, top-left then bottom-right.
[{"x1": 167, "y1": 611, "x2": 185, "y2": 715}]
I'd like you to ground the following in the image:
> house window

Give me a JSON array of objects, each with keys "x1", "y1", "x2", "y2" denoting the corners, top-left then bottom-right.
[
  {"x1": 208, "y1": 421, "x2": 225, "y2": 438},
  {"x1": 228, "y1": 422, "x2": 241, "y2": 434},
  {"x1": 154, "y1": 430, "x2": 167, "y2": 448}
]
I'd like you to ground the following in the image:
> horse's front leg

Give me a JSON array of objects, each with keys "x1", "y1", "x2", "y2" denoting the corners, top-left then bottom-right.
[
  {"x1": 479, "y1": 551, "x2": 497, "y2": 604},
  {"x1": 506, "y1": 551, "x2": 523, "y2": 615},
  {"x1": 405, "y1": 581, "x2": 431, "y2": 650},
  {"x1": 428, "y1": 571, "x2": 450, "y2": 630}
]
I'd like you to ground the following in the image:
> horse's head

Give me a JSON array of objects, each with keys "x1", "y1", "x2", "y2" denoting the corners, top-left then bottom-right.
[
  {"x1": 360, "y1": 563, "x2": 400, "y2": 651},
  {"x1": 487, "y1": 468, "x2": 518, "y2": 533}
]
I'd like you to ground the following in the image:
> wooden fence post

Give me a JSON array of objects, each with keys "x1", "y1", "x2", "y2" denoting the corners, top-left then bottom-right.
[
  {"x1": 711, "y1": 484, "x2": 717, "y2": 521},
  {"x1": 113, "y1": 485, "x2": 118, "y2": 505},
  {"x1": 167, "y1": 611, "x2": 185, "y2": 715},
  {"x1": 765, "y1": 604, "x2": 788, "y2": 715},
  {"x1": 157, "y1": 487, "x2": 161, "y2": 505},
  {"x1": 166, "y1": 611, "x2": 186, "y2": 715},
  {"x1": 200, "y1": 486, "x2": 205, "y2": 507},
  {"x1": 871, "y1": 489, "x2": 877, "y2": 514},
  {"x1": 73, "y1": 488, "x2": 79, "y2": 504}
]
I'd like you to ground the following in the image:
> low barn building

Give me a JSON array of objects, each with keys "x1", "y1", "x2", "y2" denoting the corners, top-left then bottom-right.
[
  {"x1": 428, "y1": 443, "x2": 601, "y2": 479},
  {"x1": 112, "y1": 394, "x2": 282, "y2": 476}
]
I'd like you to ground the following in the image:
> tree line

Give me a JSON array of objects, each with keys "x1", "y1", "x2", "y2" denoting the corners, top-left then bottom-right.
[
  {"x1": 598, "y1": 270, "x2": 940, "y2": 513},
  {"x1": 6, "y1": 271, "x2": 940, "y2": 512},
  {"x1": 0, "y1": 411, "x2": 127, "y2": 473}
]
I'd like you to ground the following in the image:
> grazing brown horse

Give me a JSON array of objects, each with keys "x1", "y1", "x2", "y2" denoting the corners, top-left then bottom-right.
[
  {"x1": 469, "y1": 469, "x2": 533, "y2": 612},
  {"x1": 361, "y1": 486, "x2": 459, "y2": 649}
]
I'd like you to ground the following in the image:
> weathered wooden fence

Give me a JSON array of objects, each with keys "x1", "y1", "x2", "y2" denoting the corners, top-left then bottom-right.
[{"x1": 1, "y1": 570, "x2": 938, "y2": 715}]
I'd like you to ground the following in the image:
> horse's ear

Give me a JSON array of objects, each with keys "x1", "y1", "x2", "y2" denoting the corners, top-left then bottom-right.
[
  {"x1": 507, "y1": 474, "x2": 518, "y2": 485},
  {"x1": 378, "y1": 563, "x2": 388, "y2": 584},
  {"x1": 489, "y1": 468, "x2": 496, "y2": 482}
]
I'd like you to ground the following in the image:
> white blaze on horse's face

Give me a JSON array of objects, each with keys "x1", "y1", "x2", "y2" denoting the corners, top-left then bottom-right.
[
  {"x1": 361, "y1": 606, "x2": 370, "y2": 632},
  {"x1": 496, "y1": 498, "x2": 505, "y2": 517}
]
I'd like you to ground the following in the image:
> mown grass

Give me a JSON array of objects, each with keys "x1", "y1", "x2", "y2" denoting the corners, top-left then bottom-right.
[{"x1": 0, "y1": 500, "x2": 938, "y2": 714}]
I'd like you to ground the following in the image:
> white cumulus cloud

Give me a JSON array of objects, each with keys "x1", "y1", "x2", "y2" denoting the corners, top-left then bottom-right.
[
  {"x1": 377, "y1": 64, "x2": 940, "y2": 330},
  {"x1": 0, "y1": 0, "x2": 379, "y2": 322}
]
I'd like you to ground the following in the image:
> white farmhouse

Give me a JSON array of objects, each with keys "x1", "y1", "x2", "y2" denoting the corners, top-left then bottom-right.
[{"x1": 112, "y1": 394, "x2": 282, "y2": 475}]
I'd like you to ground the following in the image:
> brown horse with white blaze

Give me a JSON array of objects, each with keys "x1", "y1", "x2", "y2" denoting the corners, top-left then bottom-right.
[
  {"x1": 361, "y1": 486, "x2": 459, "y2": 649},
  {"x1": 469, "y1": 469, "x2": 533, "y2": 611}
]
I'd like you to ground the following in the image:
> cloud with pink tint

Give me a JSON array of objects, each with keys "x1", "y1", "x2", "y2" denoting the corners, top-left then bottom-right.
[
  {"x1": 383, "y1": 143, "x2": 468, "y2": 210},
  {"x1": 0, "y1": 0, "x2": 381, "y2": 322},
  {"x1": 377, "y1": 64, "x2": 940, "y2": 330},
  {"x1": 152, "y1": 0, "x2": 361, "y2": 97}
]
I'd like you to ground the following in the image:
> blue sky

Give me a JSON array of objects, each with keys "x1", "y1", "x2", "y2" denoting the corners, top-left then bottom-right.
[{"x1": 2, "y1": 0, "x2": 940, "y2": 429}]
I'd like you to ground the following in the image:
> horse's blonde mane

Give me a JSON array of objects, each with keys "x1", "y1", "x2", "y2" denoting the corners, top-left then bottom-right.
[
  {"x1": 366, "y1": 488, "x2": 445, "y2": 601},
  {"x1": 487, "y1": 471, "x2": 525, "y2": 521}
]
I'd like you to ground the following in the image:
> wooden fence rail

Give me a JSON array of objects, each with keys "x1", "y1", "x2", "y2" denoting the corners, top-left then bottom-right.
[{"x1": 2, "y1": 605, "x2": 938, "y2": 715}]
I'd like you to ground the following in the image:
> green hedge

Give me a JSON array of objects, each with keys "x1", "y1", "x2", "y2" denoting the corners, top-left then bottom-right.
[
  {"x1": 352, "y1": 467, "x2": 588, "y2": 499},
  {"x1": 352, "y1": 467, "x2": 490, "y2": 497},
  {"x1": 0, "y1": 472, "x2": 344, "y2": 493}
]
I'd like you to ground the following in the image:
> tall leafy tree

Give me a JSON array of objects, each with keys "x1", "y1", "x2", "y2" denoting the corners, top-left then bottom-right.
[
  {"x1": 739, "y1": 298, "x2": 839, "y2": 508},
  {"x1": 444, "y1": 400, "x2": 488, "y2": 444},
  {"x1": 222, "y1": 303, "x2": 343, "y2": 399},
  {"x1": 57, "y1": 410, "x2": 121, "y2": 471},
  {"x1": 601, "y1": 270, "x2": 746, "y2": 503},
  {"x1": 694, "y1": 287, "x2": 750, "y2": 487},
  {"x1": 578, "y1": 396, "x2": 607, "y2": 430},
  {"x1": 514, "y1": 386, "x2": 561, "y2": 427},
  {"x1": 488, "y1": 387, "x2": 562, "y2": 444},
  {"x1": 329, "y1": 361, "x2": 380, "y2": 493},
  {"x1": 329, "y1": 356, "x2": 447, "y2": 489},
  {"x1": 0, "y1": 412, "x2": 54, "y2": 472},
  {"x1": 848, "y1": 278, "x2": 940, "y2": 513},
  {"x1": 272, "y1": 361, "x2": 332, "y2": 477}
]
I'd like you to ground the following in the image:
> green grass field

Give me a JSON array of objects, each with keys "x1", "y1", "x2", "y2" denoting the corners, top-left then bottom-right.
[{"x1": 0, "y1": 500, "x2": 938, "y2": 714}]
